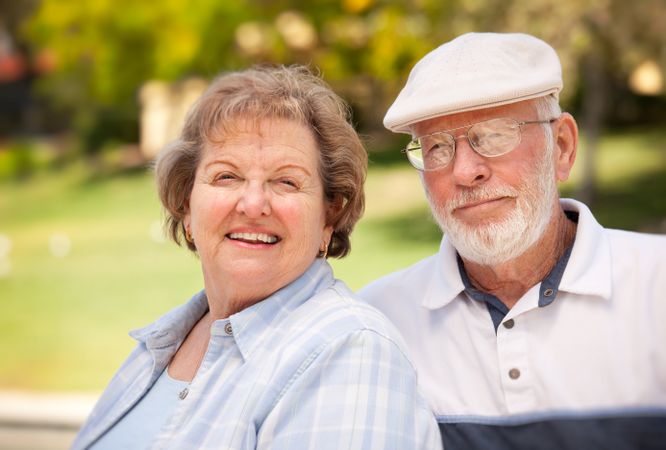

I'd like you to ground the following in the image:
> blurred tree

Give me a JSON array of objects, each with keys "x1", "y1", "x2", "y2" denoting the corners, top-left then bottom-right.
[
  {"x1": 20, "y1": 0, "x2": 666, "y2": 176},
  {"x1": 22, "y1": 0, "x2": 450, "y2": 144},
  {"x1": 0, "y1": 0, "x2": 41, "y2": 135},
  {"x1": 23, "y1": 0, "x2": 258, "y2": 152}
]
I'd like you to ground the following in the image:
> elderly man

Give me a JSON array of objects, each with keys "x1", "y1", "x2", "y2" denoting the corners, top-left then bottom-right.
[{"x1": 360, "y1": 32, "x2": 666, "y2": 449}]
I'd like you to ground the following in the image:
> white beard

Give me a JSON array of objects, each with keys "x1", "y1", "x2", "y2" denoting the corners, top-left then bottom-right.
[{"x1": 428, "y1": 149, "x2": 558, "y2": 266}]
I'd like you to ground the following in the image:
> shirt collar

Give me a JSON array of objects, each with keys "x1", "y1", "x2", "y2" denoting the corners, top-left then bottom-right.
[
  {"x1": 130, "y1": 291, "x2": 208, "y2": 342},
  {"x1": 129, "y1": 258, "x2": 335, "y2": 363},
  {"x1": 421, "y1": 235, "x2": 466, "y2": 310},
  {"x1": 421, "y1": 198, "x2": 612, "y2": 310},
  {"x1": 216, "y1": 258, "x2": 335, "y2": 361},
  {"x1": 558, "y1": 198, "x2": 612, "y2": 300}
]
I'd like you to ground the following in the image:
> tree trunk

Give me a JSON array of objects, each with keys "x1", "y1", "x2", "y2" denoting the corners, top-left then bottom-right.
[{"x1": 576, "y1": 51, "x2": 608, "y2": 206}]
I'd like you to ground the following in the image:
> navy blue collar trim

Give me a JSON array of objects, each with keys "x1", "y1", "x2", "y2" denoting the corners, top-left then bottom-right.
[
  {"x1": 457, "y1": 255, "x2": 509, "y2": 331},
  {"x1": 457, "y1": 211, "x2": 578, "y2": 331}
]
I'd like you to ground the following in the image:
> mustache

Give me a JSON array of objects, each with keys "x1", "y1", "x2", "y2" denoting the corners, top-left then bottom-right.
[{"x1": 446, "y1": 185, "x2": 519, "y2": 211}]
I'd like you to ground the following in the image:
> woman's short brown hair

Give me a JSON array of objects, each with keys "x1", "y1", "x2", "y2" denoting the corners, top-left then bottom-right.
[{"x1": 154, "y1": 65, "x2": 367, "y2": 258}]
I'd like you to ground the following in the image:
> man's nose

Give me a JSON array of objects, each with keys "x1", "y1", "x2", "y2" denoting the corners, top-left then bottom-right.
[
  {"x1": 236, "y1": 181, "x2": 271, "y2": 217},
  {"x1": 449, "y1": 135, "x2": 491, "y2": 187}
]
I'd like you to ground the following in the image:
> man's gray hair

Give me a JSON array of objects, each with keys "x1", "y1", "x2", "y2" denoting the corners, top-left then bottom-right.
[{"x1": 534, "y1": 95, "x2": 562, "y2": 156}]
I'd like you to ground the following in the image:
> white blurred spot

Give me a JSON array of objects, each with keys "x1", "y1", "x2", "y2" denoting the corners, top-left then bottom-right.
[
  {"x1": 235, "y1": 22, "x2": 271, "y2": 56},
  {"x1": 629, "y1": 60, "x2": 663, "y2": 96},
  {"x1": 0, "y1": 258, "x2": 10, "y2": 278},
  {"x1": 49, "y1": 233, "x2": 71, "y2": 258},
  {"x1": 149, "y1": 220, "x2": 166, "y2": 243},
  {"x1": 275, "y1": 12, "x2": 317, "y2": 51},
  {"x1": 0, "y1": 234, "x2": 11, "y2": 258}
]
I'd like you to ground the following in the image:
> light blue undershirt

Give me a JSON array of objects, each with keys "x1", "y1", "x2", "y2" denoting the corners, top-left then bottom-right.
[{"x1": 90, "y1": 368, "x2": 188, "y2": 450}]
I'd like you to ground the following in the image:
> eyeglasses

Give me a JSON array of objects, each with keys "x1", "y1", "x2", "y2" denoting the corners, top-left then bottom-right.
[{"x1": 403, "y1": 117, "x2": 559, "y2": 171}]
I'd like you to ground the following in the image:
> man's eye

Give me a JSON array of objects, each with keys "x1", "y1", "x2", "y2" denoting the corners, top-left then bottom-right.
[
  {"x1": 482, "y1": 132, "x2": 502, "y2": 141},
  {"x1": 426, "y1": 142, "x2": 450, "y2": 155}
]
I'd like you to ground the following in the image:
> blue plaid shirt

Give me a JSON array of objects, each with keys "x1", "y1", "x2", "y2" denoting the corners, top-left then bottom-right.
[{"x1": 72, "y1": 259, "x2": 441, "y2": 450}]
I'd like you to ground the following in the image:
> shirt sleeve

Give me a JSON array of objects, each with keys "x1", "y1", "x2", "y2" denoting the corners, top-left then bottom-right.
[{"x1": 256, "y1": 329, "x2": 443, "y2": 450}]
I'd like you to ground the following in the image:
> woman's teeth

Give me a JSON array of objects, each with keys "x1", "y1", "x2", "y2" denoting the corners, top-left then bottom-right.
[{"x1": 227, "y1": 232, "x2": 278, "y2": 244}]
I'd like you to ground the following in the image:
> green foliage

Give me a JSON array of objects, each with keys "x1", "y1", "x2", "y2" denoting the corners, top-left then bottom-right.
[
  {"x1": 21, "y1": 0, "x2": 666, "y2": 147},
  {"x1": 25, "y1": 0, "x2": 249, "y2": 103},
  {"x1": 22, "y1": 0, "x2": 259, "y2": 152},
  {"x1": 0, "y1": 139, "x2": 56, "y2": 180},
  {"x1": 0, "y1": 141, "x2": 36, "y2": 180}
]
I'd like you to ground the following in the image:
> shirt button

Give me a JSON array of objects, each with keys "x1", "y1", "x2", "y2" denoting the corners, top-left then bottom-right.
[
  {"x1": 503, "y1": 319, "x2": 515, "y2": 329},
  {"x1": 178, "y1": 387, "x2": 189, "y2": 400},
  {"x1": 509, "y1": 368, "x2": 521, "y2": 380},
  {"x1": 224, "y1": 323, "x2": 233, "y2": 336},
  {"x1": 543, "y1": 288, "x2": 554, "y2": 297}
]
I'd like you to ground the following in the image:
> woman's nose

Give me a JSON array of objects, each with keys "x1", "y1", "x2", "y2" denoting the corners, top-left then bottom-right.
[{"x1": 236, "y1": 182, "x2": 271, "y2": 217}]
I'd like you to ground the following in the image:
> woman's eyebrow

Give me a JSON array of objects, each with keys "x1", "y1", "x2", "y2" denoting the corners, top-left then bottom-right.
[
  {"x1": 273, "y1": 164, "x2": 312, "y2": 177},
  {"x1": 202, "y1": 158, "x2": 238, "y2": 171}
]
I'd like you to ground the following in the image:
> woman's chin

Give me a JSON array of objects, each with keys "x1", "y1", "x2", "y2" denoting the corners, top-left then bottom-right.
[{"x1": 204, "y1": 255, "x2": 312, "y2": 298}]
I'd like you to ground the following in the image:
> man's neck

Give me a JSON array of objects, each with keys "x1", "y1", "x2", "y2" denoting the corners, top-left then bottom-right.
[{"x1": 461, "y1": 207, "x2": 577, "y2": 309}]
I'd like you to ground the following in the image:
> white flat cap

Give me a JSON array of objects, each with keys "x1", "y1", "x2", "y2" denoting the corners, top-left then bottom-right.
[{"x1": 384, "y1": 32, "x2": 563, "y2": 133}]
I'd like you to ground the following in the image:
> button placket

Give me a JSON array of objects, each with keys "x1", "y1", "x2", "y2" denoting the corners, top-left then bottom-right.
[
  {"x1": 165, "y1": 328, "x2": 237, "y2": 433},
  {"x1": 496, "y1": 313, "x2": 535, "y2": 413}
]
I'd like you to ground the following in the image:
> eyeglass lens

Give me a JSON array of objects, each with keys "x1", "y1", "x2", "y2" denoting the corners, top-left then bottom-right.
[{"x1": 406, "y1": 118, "x2": 523, "y2": 171}]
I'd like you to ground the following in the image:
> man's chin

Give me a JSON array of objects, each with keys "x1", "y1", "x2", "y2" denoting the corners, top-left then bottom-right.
[
  {"x1": 442, "y1": 215, "x2": 508, "y2": 237},
  {"x1": 449, "y1": 236, "x2": 523, "y2": 265},
  {"x1": 442, "y1": 216, "x2": 532, "y2": 265}
]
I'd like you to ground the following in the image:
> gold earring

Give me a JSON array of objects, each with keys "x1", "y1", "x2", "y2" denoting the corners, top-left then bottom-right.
[
  {"x1": 318, "y1": 242, "x2": 328, "y2": 259},
  {"x1": 185, "y1": 228, "x2": 193, "y2": 244}
]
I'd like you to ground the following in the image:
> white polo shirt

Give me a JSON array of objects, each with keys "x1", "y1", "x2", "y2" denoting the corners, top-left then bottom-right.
[{"x1": 359, "y1": 199, "x2": 666, "y2": 449}]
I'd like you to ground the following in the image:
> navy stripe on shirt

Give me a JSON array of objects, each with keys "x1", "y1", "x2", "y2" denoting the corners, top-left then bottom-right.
[{"x1": 439, "y1": 413, "x2": 666, "y2": 450}]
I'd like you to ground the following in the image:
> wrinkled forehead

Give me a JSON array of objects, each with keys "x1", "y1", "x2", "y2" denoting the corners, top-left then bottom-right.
[
  {"x1": 203, "y1": 114, "x2": 310, "y2": 146},
  {"x1": 410, "y1": 99, "x2": 539, "y2": 137}
]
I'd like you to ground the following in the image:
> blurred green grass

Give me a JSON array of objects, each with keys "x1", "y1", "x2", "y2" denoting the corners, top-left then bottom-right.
[{"x1": 1, "y1": 128, "x2": 665, "y2": 391}]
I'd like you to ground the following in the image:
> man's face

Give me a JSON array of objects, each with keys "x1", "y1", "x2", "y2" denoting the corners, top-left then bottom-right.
[{"x1": 412, "y1": 100, "x2": 559, "y2": 265}]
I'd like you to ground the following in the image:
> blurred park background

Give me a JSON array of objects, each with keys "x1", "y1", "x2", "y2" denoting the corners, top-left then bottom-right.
[{"x1": 1, "y1": 0, "x2": 665, "y2": 429}]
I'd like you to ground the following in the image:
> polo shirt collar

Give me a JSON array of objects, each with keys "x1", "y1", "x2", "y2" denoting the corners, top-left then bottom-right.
[
  {"x1": 420, "y1": 198, "x2": 612, "y2": 310},
  {"x1": 558, "y1": 198, "x2": 612, "y2": 300},
  {"x1": 421, "y1": 235, "x2": 465, "y2": 310}
]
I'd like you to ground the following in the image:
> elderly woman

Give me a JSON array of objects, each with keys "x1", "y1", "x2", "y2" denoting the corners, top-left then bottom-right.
[{"x1": 72, "y1": 66, "x2": 440, "y2": 450}]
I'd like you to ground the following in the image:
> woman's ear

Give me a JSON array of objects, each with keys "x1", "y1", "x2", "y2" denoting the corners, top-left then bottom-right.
[
  {"x1": 325, "y1": 195, "x2": 344, "y2": 228},
  {"x1": 182, "y1": 198, "x2": 193, "y2": 243},
  {"x1": 183, "y1": 198, "x2": 191, "y2": 228},
  {"x1": 553, "y1": 113, "x2": 578, "y2": 182}
]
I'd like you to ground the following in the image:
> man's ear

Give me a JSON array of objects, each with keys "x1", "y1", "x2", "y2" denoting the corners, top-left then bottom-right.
[{"x1": 553, "y1": 113, "x2": 578, "y2": 182}]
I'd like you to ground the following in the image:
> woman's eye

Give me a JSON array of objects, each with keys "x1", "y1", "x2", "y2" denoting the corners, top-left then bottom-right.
[
  {"x1": 213, "y1": 173, "x2": 238, "y2": 184},
  {"x1": 277, "y1": 179, "x2": 299, "y2": 189}
]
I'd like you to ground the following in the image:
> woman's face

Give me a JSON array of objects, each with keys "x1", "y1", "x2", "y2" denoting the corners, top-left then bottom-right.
[{"x1": 184, "y1": 118, "x2": 332, "y2": 306}]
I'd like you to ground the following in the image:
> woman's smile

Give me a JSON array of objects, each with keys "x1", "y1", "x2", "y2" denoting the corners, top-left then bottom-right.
[{"x1": 226, "y1": 231, "x2": 280, "y2": 245}]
